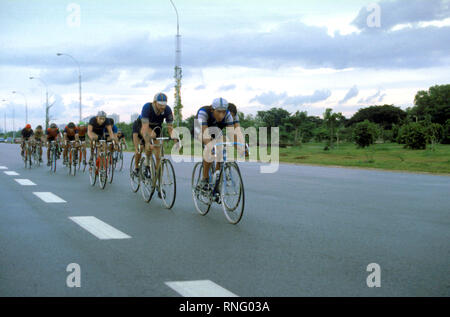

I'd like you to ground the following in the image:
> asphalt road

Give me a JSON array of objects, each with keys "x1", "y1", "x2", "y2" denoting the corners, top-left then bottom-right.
[{"x1": 1, "y1": 142, "x2": 449, "y2": 296}]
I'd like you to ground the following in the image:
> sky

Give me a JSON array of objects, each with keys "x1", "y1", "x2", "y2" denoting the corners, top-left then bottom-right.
[{"x1": 0, "y1": 0, "x2": 449, "y2": 130}]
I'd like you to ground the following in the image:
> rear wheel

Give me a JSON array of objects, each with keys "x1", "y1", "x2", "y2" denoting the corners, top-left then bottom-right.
[
  {"x1": 52, "y1": 148, "x2": 57, "y2": 173},
  {"x1": 129, "y1": 154, "x2": 140, "y2": 192},
  {"x1": 118, "y1": 145, "x2": 124, "y2": 171}
]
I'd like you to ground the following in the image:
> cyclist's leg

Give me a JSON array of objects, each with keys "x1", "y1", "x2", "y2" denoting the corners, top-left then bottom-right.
[{"x1": 132, "y1": 133, "x2": 141, "y2": 171}]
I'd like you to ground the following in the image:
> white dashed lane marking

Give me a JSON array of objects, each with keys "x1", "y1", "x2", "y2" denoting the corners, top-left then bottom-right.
[
  {"x1": 33, "y1": 192, "x2": 66, "y2": 203},
  {"x1": 0, "y1": 166, "x2": 8, "y2": 169},
  {"x1": 4, "y1": 171, "x2": 19, "y2": 176},
  {"x1": 165, "y1": 280, "x2": 238, "y2": 297},
  {"x1": 14, "y1": 179, "x2": 36, "y2": 186},
  {"x1": 69, "y1": 216, "x2": 131, "y2": 240}
]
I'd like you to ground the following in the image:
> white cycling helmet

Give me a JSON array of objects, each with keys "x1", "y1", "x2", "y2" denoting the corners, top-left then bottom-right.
[{"x1": 212, "y1": 97, "x2": 228, "y2": 110}]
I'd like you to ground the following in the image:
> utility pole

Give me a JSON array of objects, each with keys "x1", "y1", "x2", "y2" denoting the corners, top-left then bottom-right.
[{"x1": 170, "y1": 0, "x2": 183, "y2": 126}]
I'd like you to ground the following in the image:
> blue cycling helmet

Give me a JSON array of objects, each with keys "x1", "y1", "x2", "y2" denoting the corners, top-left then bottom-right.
[{"x1": 153, "y1": 92, "x2": 168, "y2": 106}]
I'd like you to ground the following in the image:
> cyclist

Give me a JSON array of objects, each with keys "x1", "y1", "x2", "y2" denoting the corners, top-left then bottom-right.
[
  {"x1": 32, "y1": 125, "x2": 45, "y2": 163},
  {"x1": 131, "y1": 115, "x2": 145, "y2": 176},
  {"x1": 117, "y1": 129, "x2": 127, "y2": 150},
  {"x1": 46, "y1": 123, "x2": 60, "y2": 166},
  {"x1": 195, "y1": 97, "x2": 245, "y2": 191},
  {"x1": 104, "y1": 118, "x2": 118, "y2": 153},
  {"x1": 140, "y1": 92, "x2": 178, "y2": 174},
  {"x1": 20, "y1": 124, "x2": 34, "y2": 157},
  {"x1": 63, "y1": 122, "x2": 79, "y2": 165},
  {"x1": 77, "y1": 121, "x2": 88, "y2": 166},
  {"x1": 87, "y1": 111, "x2": 117, "y2": 164}
]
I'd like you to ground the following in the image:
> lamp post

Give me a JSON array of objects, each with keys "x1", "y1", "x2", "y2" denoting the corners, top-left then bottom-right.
[
  {"x1": 57, "y1": 53, "x2": 82, "y2": 123},
  {"x1": 12, "y1": 91, "x2": 28, "y2": 125},
  {"x1": 1, "y1": 99, "x2": 8, "y2": 135}
]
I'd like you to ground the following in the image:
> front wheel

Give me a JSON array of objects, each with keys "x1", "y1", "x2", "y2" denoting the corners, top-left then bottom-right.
[
  {"x1": 220, "y1": 162, "x2": 245, "y2": 224},
  {"x1": 108, "y1": 152, "x2": 114, "y2": 184},
  {"x1": 191, "y1": 162, "x2": 212, "y2": 216},
  {"x1": 98, "y1": 155, "x2": 107, "y2": 189},
  {"x1": 139, "y1": 156, "x2": 155, "y2": 203},
  {"x1": 160, "y1": 159, "x2": 176, "y2": 209}
]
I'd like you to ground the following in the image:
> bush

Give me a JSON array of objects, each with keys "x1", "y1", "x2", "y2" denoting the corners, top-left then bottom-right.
[
  {"x1": 442, "y1": 119, "x2": 450, "y2": 144},
  {"x1": 353, "y1": 120, "x2": 379, "y2": 148},
  {"x1": 398, "y1": 123, "x2": 427, "y2": 149}
]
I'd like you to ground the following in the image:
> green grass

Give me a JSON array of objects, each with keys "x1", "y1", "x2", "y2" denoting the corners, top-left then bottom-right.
[
  {"x1": 275, "y1": 142, "x2": 450, "y2": 174},
  {"x1": 123, "y1": 139, "x2": 450, "y2": 174}
]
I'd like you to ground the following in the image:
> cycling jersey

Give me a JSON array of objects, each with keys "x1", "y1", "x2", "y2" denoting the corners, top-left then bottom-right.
[
  {"x1": 196, "y1": 106, "x2": 234, "y2": 130},
  {"x1": 89, "y1": 116, "x2": 112, "y2": 137},
  {"x1": 132, "y1": 117, "x2": 144, "y2": 140},
  {"x1": 140, "y1": 102, "x2": 174, "y2": 126},
  {"x1": 77, "y1": 126, "x2": 87, "y2": 137},
  {"x1": 34, "y1": 130, "x2": 44, "y2": 140},
  {"x1": 46, "y1": 128, "x2": 60, "y2": 140},
  {"x1": 21, "y1": 128, "x2": 34, "y2": 140},
  {"x1": 64, "y1": 126, "x2": 78, "y2": 141}
]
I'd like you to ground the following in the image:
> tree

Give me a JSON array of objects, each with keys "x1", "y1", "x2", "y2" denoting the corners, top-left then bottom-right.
[
  {"x1": 353, "y1": 120, "x2": 379, "y2": 148},
  {"x1": 412, "y1": 84, "x2": 450, "y2": 125},
  {"x1": 348, "y1": 105, "x2": 406, "y2": 130},
  {"x1": 282, "y1": 111, "x2": 308, "y2": 145},
  {"x1": 256, "y1": 108, "x2": 291, "y2": 128},
  {"x1": 323, "y1": 109, "x2": 345, "y2": 149},
  {"x1": 398, "y1": 123, "x2": 427, "y2": 150}
]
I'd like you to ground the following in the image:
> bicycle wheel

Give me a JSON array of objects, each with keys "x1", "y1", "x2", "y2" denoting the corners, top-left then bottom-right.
[
  {"x1": 129, "y1": 154, "x2": 140, "y2": 192},
  {"x1": 191, "y1": 162, "x2": 212, "y2": 216},
  {"x1": 220, "y1": 162, "x2": 245, "y2": 224},
  {"x1": 108, "y1": 152, "x2": 114, "y2": 184},
  {"x1": 89, "y1": 156, "x2": 97, "y2": 186},
  {"x1": 68, "y1": 149, "x2": 72, "y2": 176},
  {"x1": 98, "y1": 155, "x2": 107, "y2": 189},
  {"x1": 160, "y1": 159, "x2": 176, "y2": 209},
  {"x1": 139, "y1": 156, "x2": 155, "y2": 203},
  {"x1": 82, "y1": 149, "x2": 87, "y2": 173},
  {"x1": 52, "y1": 148, "x2": 57, "y2": 173},
  {"x1": 118, "y1": 147, "x2": 124, "y2": 172},
  {"x1": 71, "y1": 148, "x2": 77, "y2": 176}
]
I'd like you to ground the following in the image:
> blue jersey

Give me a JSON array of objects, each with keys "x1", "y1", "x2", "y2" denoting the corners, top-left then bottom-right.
[
  {"x1": 196, "y1": 106, "x2": 234, "y2": 130},
  {"x1": 104, "y1": 124, "x2": 117, "y2": 136},
  {"x1": 140, "y1": 103, "x2": 174, "y2": 126}
]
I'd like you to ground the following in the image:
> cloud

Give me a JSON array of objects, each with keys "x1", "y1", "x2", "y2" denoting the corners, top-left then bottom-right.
[
  {"x1": 1, "y1": 16, "x2": 450, "y2": 75},
  {"x1": 195, "y1": 84, "x2": 206, "y2": 90},
  {"x1": 352, "y1": 0, "x2": 450, "y2": 31},
  {"x1": 218, "y1": 84, "x2": 236, "y2": 91},
  {"x1": 250, "y1": 89, "x2": 331, "y2": 107},
  {"x1": 358, "y1": 89, "x2": 387, "y2": 104},
  {"x1": 339, "y1": 85, "x2": 359, "y2": 104}
]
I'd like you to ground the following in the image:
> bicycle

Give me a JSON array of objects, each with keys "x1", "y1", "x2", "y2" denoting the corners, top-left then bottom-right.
[
  {"x1": 129, "y1": 140, "x2": 144, "y2": 193},
  {"x1": 139, "y1": 131, "x2": 177, "y2": 209},
  {"x1": 32, "y1": 140, "x2": 43, "y2": 167},
  {"x1": 67, "y1": 140, "x2": 79, "y2": 176},
  {"x1": 114, "y1": 141, "x2": 125, "y2": 172},
  {"x1": 48, "y1": 140, "x2": 59, "y2": 173},
  {"x1": 89, "y1": 139, "x2": 111, "y2": 189},
  {"x1": 77, "y1": 140, "x2": 87, "y2": 173},
  {"x1": 192, "y1": 141, "x2": 246, "y2": 224},
  {"x1": 22, "y1": 140, "x2": 33, "y2": 169}
]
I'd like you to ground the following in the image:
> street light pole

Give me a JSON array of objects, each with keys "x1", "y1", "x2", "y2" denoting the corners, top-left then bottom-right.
[
  {"x1": 12, "y1": 91, "x2": 28, "y2": 124},
  {"x1": 57, "y1": 53, "x2": 82, "y2": 122},
  {"x1": 1, "y1": 99, "x2": 7, "y2": 135},
  {"x1": 29, "y1": 77, "x2": 50, "y2": 129}
]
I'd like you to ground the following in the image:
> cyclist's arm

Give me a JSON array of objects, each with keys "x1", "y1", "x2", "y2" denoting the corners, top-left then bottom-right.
[
  {"x1": 87, "y1": 125, "x2": 98, "y2": 141},
  {"x1": 106, "y1": 125, "x2": 117, "y2": 141}
]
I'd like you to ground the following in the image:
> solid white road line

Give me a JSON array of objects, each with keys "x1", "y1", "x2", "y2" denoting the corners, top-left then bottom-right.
[
  {"x1": 165, "y1": 280, "x2": 238, "y2": 297},
  {"x1": 4, "y1": 171, "x2": 19, "y2": 176},
  {"x1": 14, "y1": 179, "x2": 36, "y2": 186},
  {"x1": 33, "y1": 192, "x2": 66, "y2": 203},
  {"x1": 0, "y1": 166, "x2": 7, "y2": 170},
  {"x1": 69, "y1": 216, "x2": 131, "y2": 240}
]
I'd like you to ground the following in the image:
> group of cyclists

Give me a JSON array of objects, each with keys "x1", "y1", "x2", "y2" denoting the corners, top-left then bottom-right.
[{"x1": 16, "y1": 91, "x2": 247, "y2": 223}]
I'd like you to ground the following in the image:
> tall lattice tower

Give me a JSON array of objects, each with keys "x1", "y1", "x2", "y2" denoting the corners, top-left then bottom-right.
[{"x1": 171, "y1": 0, "x2": 183, "y2": 126}]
